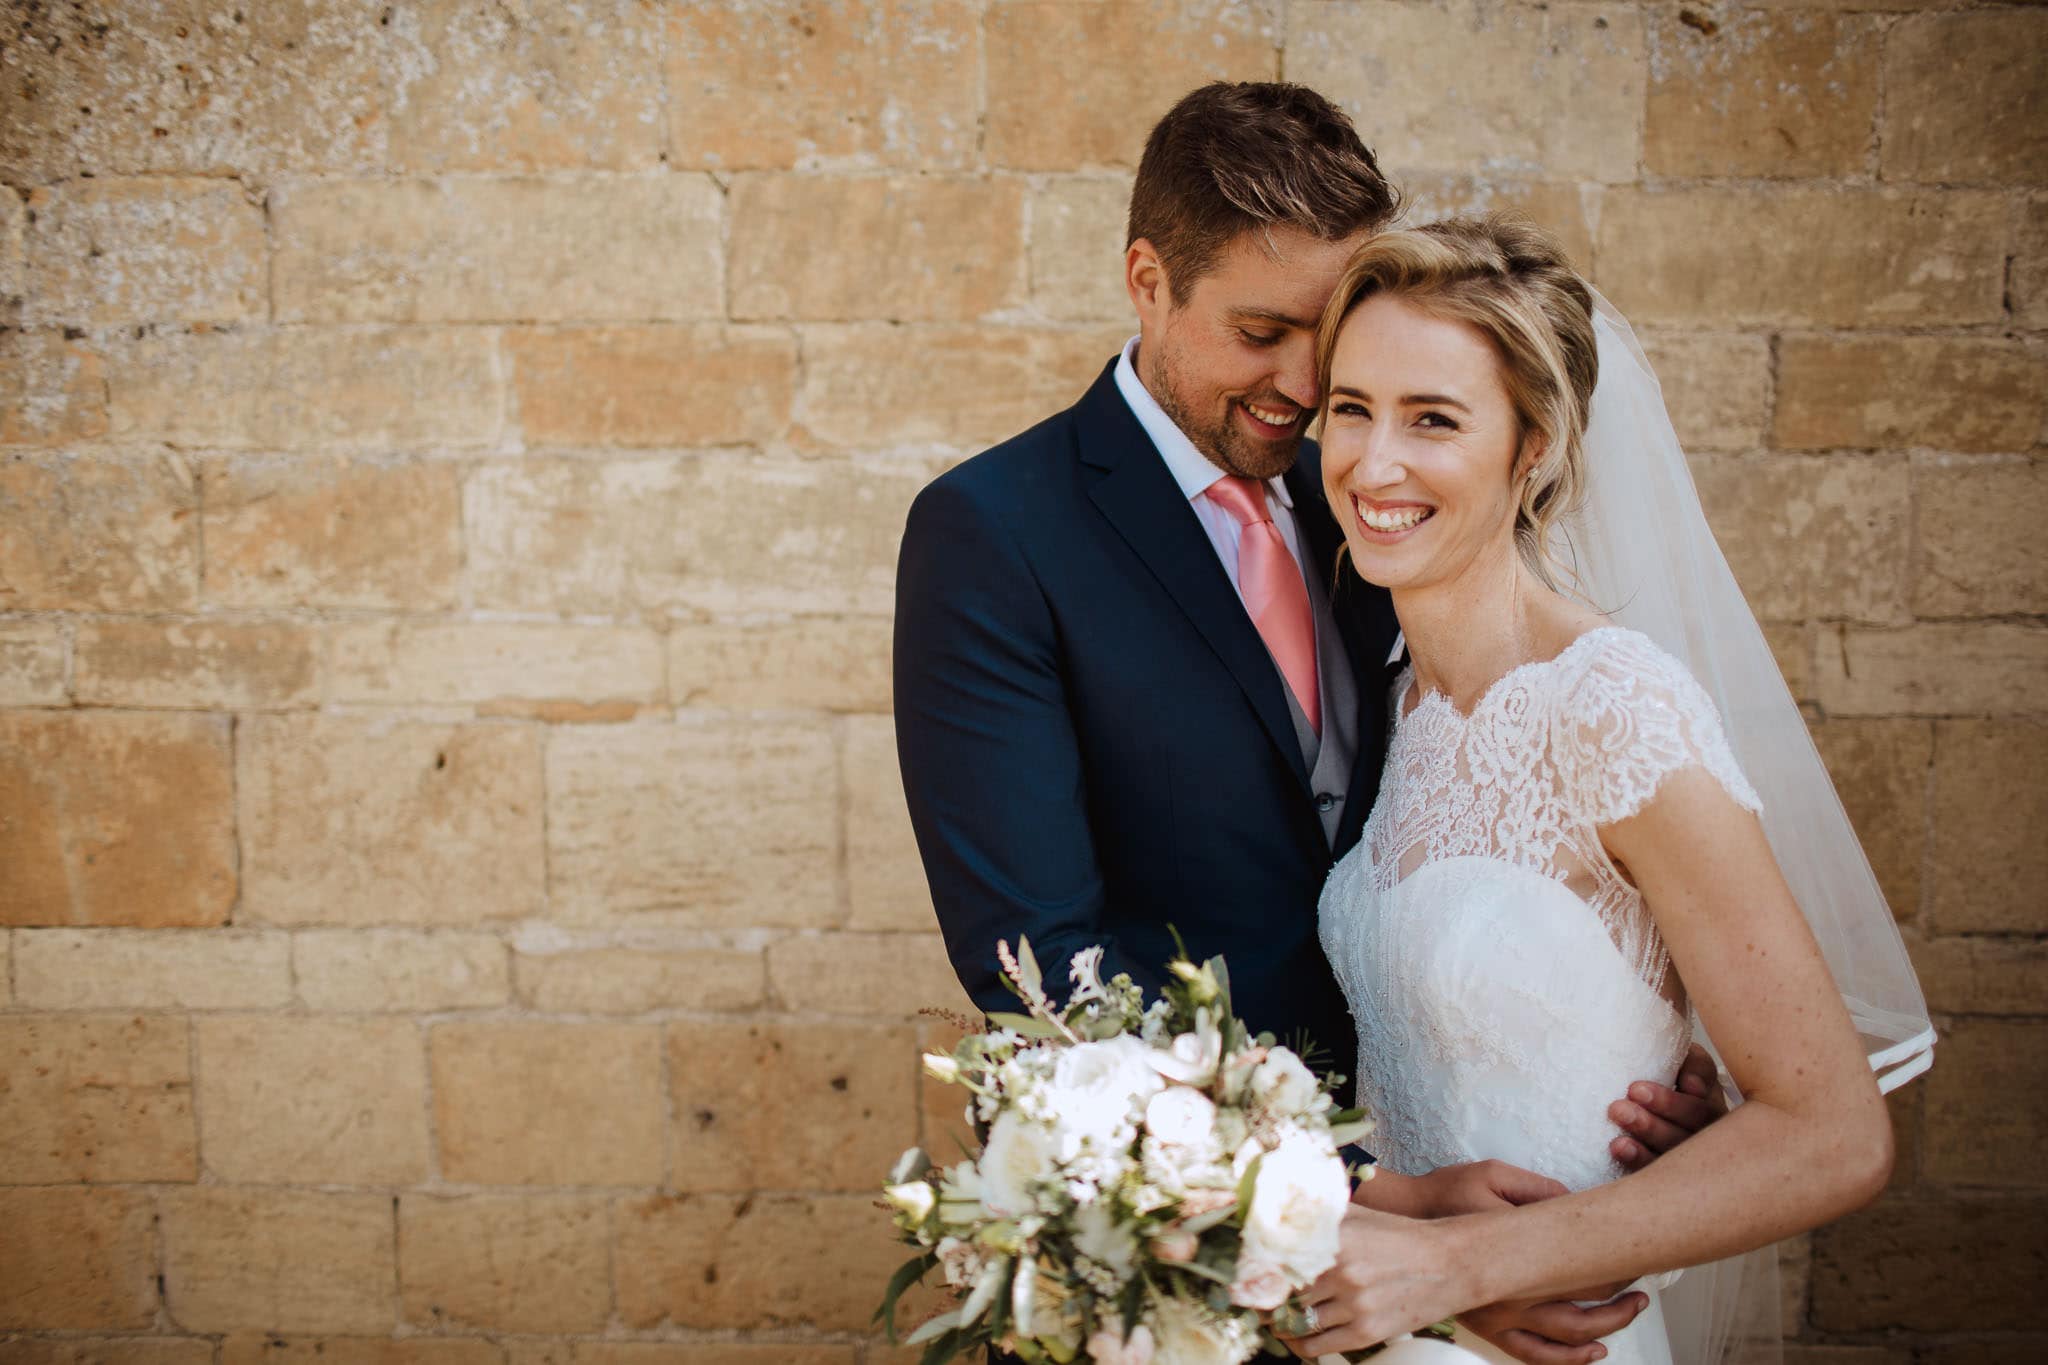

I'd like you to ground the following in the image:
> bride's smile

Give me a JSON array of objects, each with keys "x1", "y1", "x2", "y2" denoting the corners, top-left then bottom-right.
[{"x1": 1319, "y1": 292, "x2": 1530, "y2": 596}]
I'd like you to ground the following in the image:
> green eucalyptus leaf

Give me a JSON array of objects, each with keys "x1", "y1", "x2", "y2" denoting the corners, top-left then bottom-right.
[
  {"x1": 1017, "y1": 937, "x2": 1044, "y2": 998},
  {"x1": 890, "y1": 1147, "x2": 933, "y2": 1185},
  {"x1": 1235, "y1": 1152, "x2": 1264, "y2": 1219},
  {"x1": 1327, "y1": 1119, "x2": 1374, "y2": 1148},
  {"x1": 872, "y1": 1252, "x2": 937, "y2": 1342},
  {"x1": 918, "y1": 1328, "x2": 970, "y2": 1365},
  {"x1": 905, "y1": 1310, "x2": 964, "y2": 1346},
  {"x1": 874, "y1": 1251, "x2": 939, "y2": 1341},
  {"x1": 986, "y1": 1012, "x2": 1063, "y2": 1038},
  {"x1": 1118, "y1": 1276, "x2": 1145, "y2": 1335},
  {"x1": 1179, "y1": 1203, "x2": 1237, "y2": 1235},
  {"x1": 1172, "y1": 1256, "x2": 1234, "y2": 1285}
]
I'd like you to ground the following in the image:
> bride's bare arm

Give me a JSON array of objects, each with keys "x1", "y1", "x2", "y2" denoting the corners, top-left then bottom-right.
[{"x1": 1293, "y1": 767, "x2": 1893, "y2": 1353}]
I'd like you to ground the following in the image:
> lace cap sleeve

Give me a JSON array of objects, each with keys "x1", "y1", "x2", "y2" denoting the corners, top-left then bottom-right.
[{"x1": 1557, "y1": 630, "x2": 1763, "y2": 827}]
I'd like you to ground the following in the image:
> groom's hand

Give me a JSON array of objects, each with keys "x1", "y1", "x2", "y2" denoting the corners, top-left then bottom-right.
[
  {"x1": 1460, "y1": 1292, "x2": 1650, "y2": 1365},
  {"x1": 1377, "y1": 1161, "x2": 1648, "y2": 1365},
  {"x1": 1350, "y1": 1157, "x2": 1565, "y2": 1220},
  {"x1": 1609, "y1": 1043, "x2": 1729, "y2": 1171},
  {"x1": 1401, "y1": 1159, "x2": 1569, "y2": 1218}
]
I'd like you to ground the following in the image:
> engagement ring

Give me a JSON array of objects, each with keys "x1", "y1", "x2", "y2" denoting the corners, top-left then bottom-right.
[{"x1": 1302, "y1": 1303, "x2": 1320, "y2": 1334}]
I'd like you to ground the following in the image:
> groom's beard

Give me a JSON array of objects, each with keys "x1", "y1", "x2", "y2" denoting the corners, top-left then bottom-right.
[{"x1": 1146, "y1": 349, "x2": 1304, "y2": 484}]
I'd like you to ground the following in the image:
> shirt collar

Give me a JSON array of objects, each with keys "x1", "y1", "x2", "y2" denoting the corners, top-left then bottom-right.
[{"x1": 1114, "y1": 335, "x2": 1293, "y2": 510}]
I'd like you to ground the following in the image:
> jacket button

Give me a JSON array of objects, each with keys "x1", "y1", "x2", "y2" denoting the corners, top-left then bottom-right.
[{"x1": 1315, "y1": 792, "x2": 1338, "y2": 813}]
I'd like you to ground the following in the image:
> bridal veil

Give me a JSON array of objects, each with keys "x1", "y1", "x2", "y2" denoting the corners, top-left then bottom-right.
[{"x1": 1557, "y1": 293, "x2": 1936, "y2": 1365}]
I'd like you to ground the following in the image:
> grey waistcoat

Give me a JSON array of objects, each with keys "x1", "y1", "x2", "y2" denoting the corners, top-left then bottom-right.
[{"x1": 1277, "y1": 557, "x2": 1362, "y2": 848}]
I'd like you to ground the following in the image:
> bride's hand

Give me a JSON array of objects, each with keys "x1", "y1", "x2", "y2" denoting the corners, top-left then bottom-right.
[{"x1": 1287, "y1": 1205, "x2": 1472, "y2": 1358}]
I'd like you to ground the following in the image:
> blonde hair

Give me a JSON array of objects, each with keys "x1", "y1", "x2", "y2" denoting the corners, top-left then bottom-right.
[{"x1": 1313, "y1": 214, "x2": 1599, "y2": 585}]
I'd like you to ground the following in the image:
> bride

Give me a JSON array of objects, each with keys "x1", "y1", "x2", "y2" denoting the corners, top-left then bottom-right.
[{"x1": 1290, "y1": 217, "x2": 1934, "y2": 1365}]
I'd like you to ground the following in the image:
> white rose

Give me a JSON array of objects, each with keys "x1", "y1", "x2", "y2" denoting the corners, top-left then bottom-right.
[
  {"x1": 1147, "y1": 1009, "x2": 1223, "y2": 1087},
  {"x1": 1145, "y1": 1084, "x2": 1219, "y2": 1149},
  {"x1": 1047, "y1": 1036, "x2": 1163, "y2": 1158},
  {"x1": 978, "y1": 1110, "x2": 1059, "y2": 1218},
  {"x1": 1150, "y1": 1295, "x2": 1258, "y2": 1365},
  {"x1": 1239, "y1": 1130, "x2": 1350, "y2": 1284},
  {"x1": 1248, "y1": 1047, "x2": 1321, "y2": 1117}
]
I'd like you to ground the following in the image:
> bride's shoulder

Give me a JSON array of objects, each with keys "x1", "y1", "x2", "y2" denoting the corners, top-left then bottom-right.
[
  {"x1": 1564, "y1": 623, "x2": 1691, "y2": 675},
  {"x1": 1549, "y1": 625, "x2": 1702, "y2": 712},
  {"x1": 1549, "y1": 626, "x2": 1763, "y2": 820}
]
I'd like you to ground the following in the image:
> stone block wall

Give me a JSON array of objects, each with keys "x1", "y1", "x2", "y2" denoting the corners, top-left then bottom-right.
[{"x1": 1, "y1": 2, "x2": 2041, "y2": 1361}]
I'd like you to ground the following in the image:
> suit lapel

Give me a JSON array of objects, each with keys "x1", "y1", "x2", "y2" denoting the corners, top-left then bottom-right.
[{"x1": 1075, "y1": 367, "x2": 1311, "y2": 791}]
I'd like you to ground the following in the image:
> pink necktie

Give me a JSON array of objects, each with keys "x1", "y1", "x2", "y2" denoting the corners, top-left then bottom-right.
[{"x1": 1204, "y1": 476, "x2": 1320, "y2": 736}]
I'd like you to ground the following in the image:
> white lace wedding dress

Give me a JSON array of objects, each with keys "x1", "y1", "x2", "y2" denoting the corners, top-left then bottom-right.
[{"x1": 1320, "y1": 627, "x2": 1762, "y2": 1365}]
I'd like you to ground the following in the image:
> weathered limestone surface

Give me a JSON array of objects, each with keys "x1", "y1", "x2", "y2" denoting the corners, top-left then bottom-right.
[
  {"x1": 0, "y1": 1014, "x2": 196, "y2": 1184},
  {"x1": 237, "y1": 716, "x2": 545, "y2": 927},
  {"x1": 667, "y1": 0, "x2": 981, "y2": 171},
  {"x1": 195, "y1": 1015, "x2": 431, "y2": 1185},
  {"x1": 430, "y1": 1020, "x2": 664, "y2": 1186},
  {"x1": 1297, "y1": 2, "x2": 1642, "y2": 183},
  {"x1": 0, "y1": 711, "x2": 235, "y2": 927},
  {"x1": 731, "y1": 175, "x2": 1026, "y2": 322},
  {"x1": 159, "y1": 1188, "x2": 396, "y2": 1332},
  {"x1": 273, "y1": 177, "x2": 723, "y2": 323}
]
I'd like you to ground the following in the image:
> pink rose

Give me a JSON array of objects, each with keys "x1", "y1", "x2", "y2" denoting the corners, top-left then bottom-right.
[
  {"x1": 1086, "y1": 1323, "x2": 1156, "y2": 1365},
  {"x1": 1220, "y1": 1260, "x2": 1286, "y2": 1309},
  {"x1": 1228, "y1": 1256, "x2": 1293, "y2": 1312}
]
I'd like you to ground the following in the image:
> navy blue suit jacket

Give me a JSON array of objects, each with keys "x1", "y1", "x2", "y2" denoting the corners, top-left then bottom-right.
[{"x1": 893, "y1": 360, "x2": 1401, "y2": 1087}]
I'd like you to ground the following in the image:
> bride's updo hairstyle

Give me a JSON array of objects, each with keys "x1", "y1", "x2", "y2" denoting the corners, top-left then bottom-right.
[{"x1": 1314, "y1": 214, "x2": 1599, "y2": 585}]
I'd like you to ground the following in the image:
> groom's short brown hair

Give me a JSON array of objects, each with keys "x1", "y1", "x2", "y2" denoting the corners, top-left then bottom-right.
[{"x1": 1128, "y1": 82, "x2": 1400, "y2": 304}]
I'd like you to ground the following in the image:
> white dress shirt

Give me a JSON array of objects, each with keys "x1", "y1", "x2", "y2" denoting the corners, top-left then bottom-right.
[{"x1": 1112, "y1": 336, "x2": 1315, "y2": 607}]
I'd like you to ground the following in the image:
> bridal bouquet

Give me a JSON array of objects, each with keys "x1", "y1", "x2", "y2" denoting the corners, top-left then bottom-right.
[{"x1": 876, "y1": 937, "x2": 1374, "y2": 1365}]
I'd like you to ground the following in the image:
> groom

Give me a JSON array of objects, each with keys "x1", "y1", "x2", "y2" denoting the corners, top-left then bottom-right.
[{"x1": 894, "y1": 82, "x2": 1715, "y2": 1364}]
